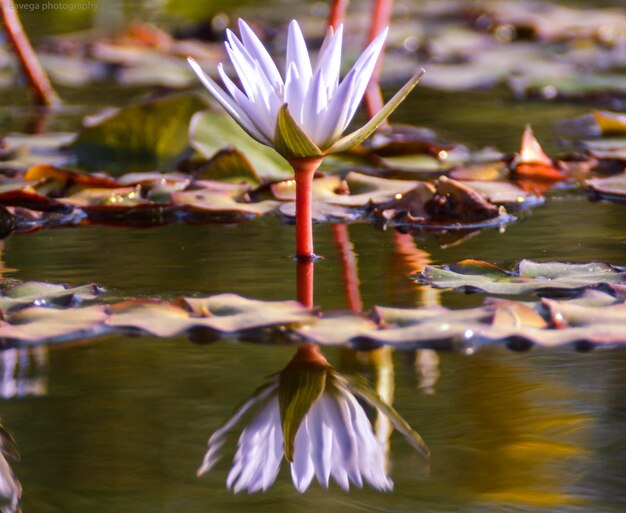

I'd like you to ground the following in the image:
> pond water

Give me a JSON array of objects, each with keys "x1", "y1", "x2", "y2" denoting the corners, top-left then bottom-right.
[{"x1": 0, "y1": 1, "x2": 625, "y2": 512}]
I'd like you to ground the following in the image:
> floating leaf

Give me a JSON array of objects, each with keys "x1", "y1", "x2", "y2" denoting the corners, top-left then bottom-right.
[
  {"x1": 278, "y1": 201, "x2": 362, "y2": 223},
  {"x1": 0, "y1": 306, "x2": 110, "y2": 344},
  {"x1": 293, "y1": 314, "x2": 380, "y2": 346},
  {"x1": 458, "y1": 181, "x2": 544, "y2": 208},
  {"x1": 586, "y1": 172, "x2": 626, "y2": 202},
  {"x1": 172, "y1": 189, "x2": 280, "y2": 220},
  {"x1": 178, "y1": 294, "x2": 315, "y2": 332},
  {"x1": 418, "y1": 259, "x2": 626, "y2": 296},
  {"x1": 107, "y1": 300, "x2": 207, "y2": 338},
  {"x1": 0, "y1": 281, "x2": 103, "y2": 313},
  {"x1": 271, "y1": 172, "x2": 418, "y2": 207},
  {"x1": 190, "y1": 110, "x2": 291, "y2": 182}
]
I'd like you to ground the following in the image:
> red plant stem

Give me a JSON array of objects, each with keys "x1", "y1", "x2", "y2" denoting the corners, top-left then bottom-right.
[
  {"x1": 331, "y1": 224, "x2": 363, "y2": 312},
  {"x1": 327, "y1": 0, "x2": 350, "y2": 30},
  {"x1": 0, "y1": 0, "x2": 60, "y2": 106},
  {"x1": 364, "y1": 0, "x2": 393, "y2": 121},
  {"x1": 296, "y1": 260, "x2": 314, "y2": 308},
  {"x1": 289, "y1": 343, "x2": 330, "y2": 368},
  {"x1": 290, "y1": 157, "x2": 323, "y2": 262}
]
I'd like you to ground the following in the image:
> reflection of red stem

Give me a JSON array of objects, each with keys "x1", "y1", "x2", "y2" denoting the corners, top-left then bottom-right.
[
  {"x1": 290, "y1": 343, "x2": 329, "y2": 368},
  {"x1": 327, "y1": 0, "x2": 350, "y2": 29},
  {"x1": 364, "y1": 0, "x2": 393, "y2": 121},
  {"x1": 0, "y1": 0, "x2": 60, "y2": 106},
  {"x1": 332, "y1": 223, "x2": 363, "y2": 312},
  {"x1": 290, "y1": 157, "x2": 322, "y2": 261},
  {"x1": 296, "y1": 260, "x2": 314, "y2": 308}
]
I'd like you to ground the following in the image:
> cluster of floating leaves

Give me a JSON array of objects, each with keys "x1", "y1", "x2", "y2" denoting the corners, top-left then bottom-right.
[
  {"x1": 0, "y1": 259, "x2": 624, "y2": 349},
  {"x1": 5, "y1": 0, "x2": 622, "y2": 105},
  {"x1": 0, "y1": 92, "x2": 625, "y2": 237}
]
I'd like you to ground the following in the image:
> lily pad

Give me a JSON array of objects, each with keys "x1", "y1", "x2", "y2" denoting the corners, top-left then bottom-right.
[
  {"x1": 0, "y1": 281, "x2": 103, "y2": 313},
  {"x1": 178, "y1": 294, "x2": 316, "y2": 332},
  {"x1": 0, "y1": 306, "x2": 110, "y2": 344},
  {"x1": 586, "y1": 172, "x2": 626, "y2": 202},
  {"x1": 70, "y1": 94, "x2": 206, "y2": 174},
  {"x1": 417, "y1": 259, "x2": 626, "y2": 296}
]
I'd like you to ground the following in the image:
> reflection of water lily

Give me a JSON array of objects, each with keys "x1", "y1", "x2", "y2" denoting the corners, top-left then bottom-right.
[
  {"x1": 198, "y1": 345, "x2": 428, "y2": 493},
  {"x1": 0, "y1": 423, "x2": 20, "y2": 513}
]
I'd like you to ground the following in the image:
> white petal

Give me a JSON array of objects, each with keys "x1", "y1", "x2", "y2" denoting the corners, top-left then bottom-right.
[
  {"x1": 217, "y1": 64, "x2": 273, "y2": 142},
  {"x1": 291, "y1": 422, "x2": 315, "y2": 492},
  {"x1": 343, "y1": 27, "x2": 388, "y2": 126},
  {"x1": 323, "y1": 392, "x2": 361, "y2": 488},
  {"x1": 313, "y1": 25, "x2": 333, "y2": 74},
  {"x1": 315, "y1": 24, "x2": 343, "y2": 98},
  {"x1": 307, "y1": 399, "x2": 332, "y2": 487},
  {"x1": 315, "y1": 68, "x2": 358, "y2": 148},
  {"x1": 345, "y1": 392, "x2": 393, "y2": 491},
  {"x1": 286, "y1": 20, "x2": 312, "y2": 87},
  {"x1": 187, "y1": 57, "x2": 265, "y2": 147},
  {"x1": 284, "y1": 62, "x2": 306, "y2": 123},
  {"x1": 197, "y1": 381, "x2": 277, "y2": 476},
  {"x1": 230, "y1": 398, "x2": 281, "y2": 493},
  {"x1": 302, "y1": 70, "x2": 328, "y2": 141},
  {"x1": 224, "y1": 40, "x2": 261, "y2": 104},
  {"x1": 262, "y1": 422, "x2": 284, "y2": 491},
  {"x1": 238, "y1": 19, "x2": 284, "y2": 94},
  {"x1": 251, "y1": 60, "x2": 283, "y2": 125},
  {"x1": 225, "y1": 30, "x2": 262, "y2": 96}
]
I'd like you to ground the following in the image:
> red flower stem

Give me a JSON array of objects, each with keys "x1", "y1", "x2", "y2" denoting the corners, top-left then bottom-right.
[
  {"x1": 331, "y1": 224, "x2": 363, "y2": 312},
  {"x1": 296, "y1": 260, "x2": 314, "y2": 308},
  {"x1": 0, "y1": 0, "x2": 60, "y2": 106},
  {"x1": 327, "y1": 0, "x2": 350, "y2": 29},
  {"x1": 364, "y1": 0, "x2": 393, "y2": 121},
  {"x1": 290, "y1": 157, "x2": 323, "y2": 262}
]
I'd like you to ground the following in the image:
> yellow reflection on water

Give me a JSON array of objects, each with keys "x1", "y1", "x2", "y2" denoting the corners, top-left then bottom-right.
[{"x1": 448, "y1": 350, "x2": 592, "y2": 508}]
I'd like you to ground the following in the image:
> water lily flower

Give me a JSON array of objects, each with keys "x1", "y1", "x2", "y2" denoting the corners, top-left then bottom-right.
[
  {"x1": 198, "y1": 345, "x2": 428, "y2": 493},
  {"x1": 188, "y1": 20, "x2": 424, "y2": 261}
]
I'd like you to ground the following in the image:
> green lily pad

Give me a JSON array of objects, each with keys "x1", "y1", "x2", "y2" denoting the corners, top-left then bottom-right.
[
  {"x1": 0, "y1": 281, "x2": 103, "y2": 313},
  {"x1": 190, "y1": 110, "x2": 291, "y2": 182},
  {"x1": 417, "y1": 259, "x2": 626, "y2": 296},
  {"x1": 70, "y1": 94, "x2": 206, "y2": 174}
]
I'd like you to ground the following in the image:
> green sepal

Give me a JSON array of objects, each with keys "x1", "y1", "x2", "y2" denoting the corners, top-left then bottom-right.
[
  {"x1": 279, "y1": 365, "x2": 327, "y2": 462},
  {"x1": 274, "y1": 104, "x2": 323, "y2": 159},
  {"x1": 345, "y1": 375, "x2": 430, "y2": 458},
  {"x1": 328, "y1": 68, "x2": 426, "y2": 154}
]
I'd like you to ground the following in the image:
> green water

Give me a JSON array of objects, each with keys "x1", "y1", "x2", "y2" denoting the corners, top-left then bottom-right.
[{"x1": 0, "y1": 1, "x2": 625, "y2": 512}]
